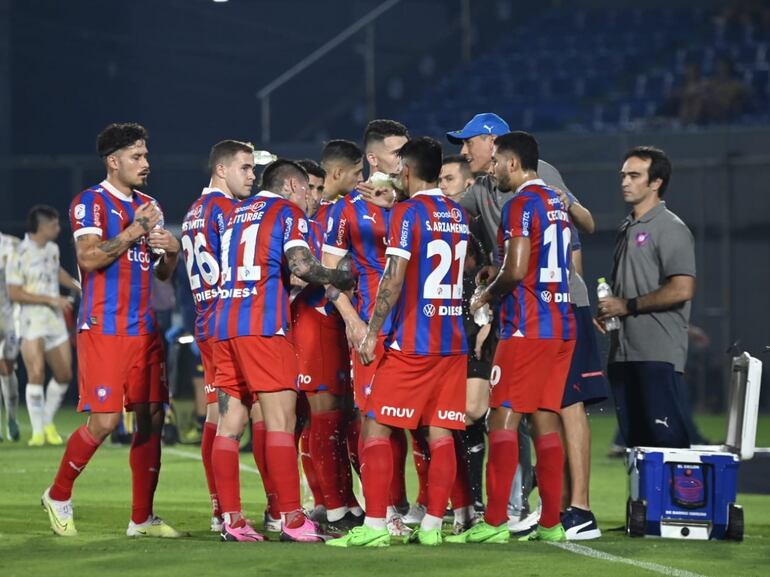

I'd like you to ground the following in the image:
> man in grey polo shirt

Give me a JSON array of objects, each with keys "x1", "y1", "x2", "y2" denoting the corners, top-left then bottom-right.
[
  {"x1": 446, "y1": 114, "x2": 604, "y2": 537},
  {"x1": 597, "y1": 145, "x2": 696, "y2": 448}
]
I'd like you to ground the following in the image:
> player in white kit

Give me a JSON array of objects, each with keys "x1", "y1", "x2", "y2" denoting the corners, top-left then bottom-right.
[
  {"x1": 6, "y1": 205, "x2": 81, "y2": 446},
  {"x1": 0, "y1": 232, "x2": 21, "y2": 441}
]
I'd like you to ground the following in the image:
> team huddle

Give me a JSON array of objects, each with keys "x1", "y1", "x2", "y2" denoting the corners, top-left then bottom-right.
[{"x1": 38, "y1": 118, "x2": 599, "y2": 547}]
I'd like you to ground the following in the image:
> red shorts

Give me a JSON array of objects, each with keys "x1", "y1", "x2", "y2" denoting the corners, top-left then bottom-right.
[
  {"x1": 198, "y1": 339, "x2": 218, "y2": 405},
  {"x1": 291, "y1": 300, "x2": 350, "y2": 396},
  {"x1": 367, "y1": 351, "x2": 467, "y2": 430},
  {"x1": 351, "y1": 335, "x2": 386, "y2": 411},
  {"x1": 213, "y1": 335, "x2": 298, "y2": 404},
  {"x1": 489, "y1": 337, "x2": 576, "y2": 414},
  {"x1": 76, "y1": 331, "x2": 168, "y2": 413}
]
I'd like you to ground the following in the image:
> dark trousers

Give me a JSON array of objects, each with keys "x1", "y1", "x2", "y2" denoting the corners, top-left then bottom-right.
[{"x1": 609, "y1": 361, "x2": 691, "y2": 448}]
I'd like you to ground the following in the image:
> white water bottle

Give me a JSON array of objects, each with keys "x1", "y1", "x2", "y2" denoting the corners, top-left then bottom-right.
[
  {"x1": 150, "y1": 200, "x2": 165, "y2": 256},
  {"x1": 596, "y1": 277, "x2": 621, "y2": 331}
]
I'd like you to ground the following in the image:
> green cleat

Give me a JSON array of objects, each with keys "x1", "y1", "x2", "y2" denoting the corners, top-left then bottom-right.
[
  {"x1": 41, "y1": 488, "x2": 77, "y2": 537},
  {"x1": 519, "y1": 523, "x2": 566, "y2": 542},
  {"x1": 127, "y1": 516, "x2": 187, "y2": 538},
  {"x1": 326, "y1": 525, "x2": 390, "y2": 548},
  {"x1": 445, "y1": 521, "x2": 509, "y2": 544},
  {"x1": 405, "y1": 527, "x2": 443, "y2": 546}
]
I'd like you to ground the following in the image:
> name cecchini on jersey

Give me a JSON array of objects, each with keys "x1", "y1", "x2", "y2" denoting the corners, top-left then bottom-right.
[
  {"x1": 546, "y1": 209, "x2": 569, "y2": 223},
  {"x1": 423, "y1": 220, "x2": 469, "y2": 234}
]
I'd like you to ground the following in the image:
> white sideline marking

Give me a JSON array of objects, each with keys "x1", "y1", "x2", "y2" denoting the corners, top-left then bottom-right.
[
  {"x1": 549, "y1": 542, "x2": 709, "y2": 577},
  {"x1": 163, "y1": 446, "x2": 260, "y2": 475}
]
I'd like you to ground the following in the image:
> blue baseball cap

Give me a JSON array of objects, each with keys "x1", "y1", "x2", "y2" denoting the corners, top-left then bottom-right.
[{"x1": 446, "y1": 113, "x2": 510, "y2": 145}]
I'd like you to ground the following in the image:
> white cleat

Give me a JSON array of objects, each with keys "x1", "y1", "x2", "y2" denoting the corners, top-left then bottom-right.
[
  {"x1": 211, "y1": 516, "x2": 223, "y2": 532},
  {"x1": 508, "y1": 509, "x2": 541, "y2": 533},
  {"x1": 401, "y1": 503, "x2": 426, "y2": 526},
  {"x1": 41, "y1": 487, "x2": 77, "y2": 537},
  {"x1": 386, "y1": 514, "x2": 413, "y2": 537}
]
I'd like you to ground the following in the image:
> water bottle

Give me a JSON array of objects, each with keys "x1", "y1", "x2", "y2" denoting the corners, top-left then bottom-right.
[
  {"x1": 150, "y1": 200, "x2": 165, "y2": 256},
  {"x1": 596, "y1": 277, "x2": 621, "y2": 331},
  {"x1": 253, "y1": 150, "x2": 277, "y2": 166},
  {"x1": 473, "y1": 284, "x2": 492, "y2": 326}
]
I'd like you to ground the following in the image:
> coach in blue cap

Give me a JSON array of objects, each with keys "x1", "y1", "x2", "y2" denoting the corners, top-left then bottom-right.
[{"x1": 445, "y1": 113, "x2": 606, "y2": 540}]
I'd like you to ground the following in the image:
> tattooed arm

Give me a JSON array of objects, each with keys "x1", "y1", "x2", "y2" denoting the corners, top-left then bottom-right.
[
  {"x1": 286, "y1": 245, "x2": 354, "y2": 291},
  {"x1": 74, "y1": 202, "x2": 161, "y2": 272},
  {"x1": 470, "y1": 237, "x2": 530, "y2": 314},
  {"x1": 357, "y1": 255, "x2": 408, "y2": 365}
]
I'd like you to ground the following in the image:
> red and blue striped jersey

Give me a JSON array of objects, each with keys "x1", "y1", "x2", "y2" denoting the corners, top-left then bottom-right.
[
  {"x1": 294, "y1": 219, "x2": 338, "y2": 317},
  {"x1": 323, "y1": 191, "x2": 393, "y2": 334},
  {"x1": 384, "y1": 190, "x2": 469, "y2": 356},
  {"x1": 69, "y1": 180, "x2": 161, "y2": 336},
  {"x1": 180, "y1": 188, "x2": 237, "y2": 341},
  {"x1": 314, "y1": 199, "x2": 337, "y2": 234},
  {"x1": 212, "y1": 191, "x2": 310, "y2": 339},
  {"x1": 497, "y1": 179, "x2": 576, "y2": 340}
]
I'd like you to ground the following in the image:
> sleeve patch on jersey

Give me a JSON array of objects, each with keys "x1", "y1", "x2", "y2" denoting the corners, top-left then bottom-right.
[
  {"x1": 399, "y1": 218, "x2": 410, "y2": 247},
  {"x1": 298, "y1": 218, "x2": 308, "y2": 234},
  {"x1": 74, "y1": 203, "x2": 86, "y2": 220},
  {"x1": 521, "y1": 210, "x2": 531, "y2": 237}
]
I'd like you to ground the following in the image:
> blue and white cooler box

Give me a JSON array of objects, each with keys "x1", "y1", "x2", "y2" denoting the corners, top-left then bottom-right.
[{"x1": 626, "y1": 352, "x2": 763, "y2": 540}]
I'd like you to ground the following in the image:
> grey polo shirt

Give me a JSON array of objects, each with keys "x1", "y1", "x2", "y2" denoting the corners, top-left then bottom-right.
[
  {"x1": 457, "y1": 160, "x2": 590, "y2": 307},
  {"x1": 609, "y1": 201, "x2": 696, "y2": 372}
]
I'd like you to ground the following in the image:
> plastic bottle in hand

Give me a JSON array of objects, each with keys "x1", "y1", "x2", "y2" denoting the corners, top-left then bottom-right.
[
  {"x1": 472, "y1": 284, "x2": 492, "y2": 327},
  {"x1": 596, "y1": 277, "x2": 620, "y2": 331},
  {"x1": 150, "y1": 200, "x2": 165, "y2": 256}
]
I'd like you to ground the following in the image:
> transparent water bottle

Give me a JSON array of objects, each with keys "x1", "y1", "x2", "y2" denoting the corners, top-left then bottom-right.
[
  {"x1": 253, "y1": 150, "x2": 277, "y2": 166},
  {"x1": 150, "y1": 200, "x2": 165, "y2": 256},
  {"x1": 473, "y1": 284, "x2": 492, "y2": 326},
  {"x1": 596, "y1": 277, "x2": 621, "y2": 331}
]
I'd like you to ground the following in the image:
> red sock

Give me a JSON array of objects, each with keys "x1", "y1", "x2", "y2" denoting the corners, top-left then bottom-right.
[
  {"x1": 251, "y1": 421, "x2": 279, "y2": 518},
  {"x1": 389, "y1": 428, "x2": 407, "y2": 506},
  {"x1": 535, "y1": 432, "x2": 565, "y2": 528},
  {"x1": 485, "y1": 429, "x2": 519, "y2": 527},
  {"x1": 310, "y1": 410, "x2": 346, "y2": 510},
  {"x1": 212, "y1": 436, "x2": 241, "y2": 517},
  {"x1": 301, "y1": 424, "x2": 325, "y2": 508},
  {"x1": 411, "y1": 431, "x2": 431, "y2": 505},
  {"x1": 50, "y1": 425, "x2": 102, "y2": 501},
  {"x1": 266, "y1": 431, "x2": 300, "y2": 514},
  {"x1": 130, "y1": 432, "x2": 162, "y2": 524},
  {"x1": 346, "y1": 415, "x2": 361, "y2": 476},
  {"x1": 336, "y1": 418, "x2": 357, "y2": 508},
  {"x1": 361, "y1": 437, "x2": 392, "y2": 519},
  {"x1": 426, "y1": 436, "x2": 456, "y2": 518},
  {"x1": 201, "y1": 422, "x2": 220, "y2": 517},
  {"x1": 450, "y1": 432, "x2": 473, "y2": 509}
]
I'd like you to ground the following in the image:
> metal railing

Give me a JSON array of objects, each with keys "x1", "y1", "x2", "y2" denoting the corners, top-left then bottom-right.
[{"x1": 255, "y1": 0, "x2": 403, "y2": 143}]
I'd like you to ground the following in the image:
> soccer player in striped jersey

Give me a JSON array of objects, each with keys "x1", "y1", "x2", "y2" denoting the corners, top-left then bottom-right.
[
  {"x1": 42, "y1": 123, "x2": 184, "y2": 538},
  {"x1": 210, "y1": 159, "x2": 354, "y2": 543},
  {"x1": 292, "y1": 159, "x2": 362, "y2": 531},
  {"x1": 328, "y1": 137, "x2": 470, "y2": 548},
  {"x1": 450, "y1": 131, "x2": 576, "y2": 545},
  {"x1": 316, "y1": 140, "x2": 364, "y2": 227},
  {"x1": 180, "y1": 140, "x2": 260, "y2": 533}
]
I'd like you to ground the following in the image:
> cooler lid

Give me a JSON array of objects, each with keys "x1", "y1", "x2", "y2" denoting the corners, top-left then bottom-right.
[{"x1": 724, "y1": 352, "x2": 763, "y2": 460}]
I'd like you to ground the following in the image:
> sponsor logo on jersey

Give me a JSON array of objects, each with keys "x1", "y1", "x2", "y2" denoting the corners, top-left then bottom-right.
[
  {"x1": 423, "y1": 304, "x2": 436, "y2": 317},
  {"x1": 127, "y1": 245, "x2": 152, "y2": 271},
  {"x1": 380, "y1": 405, "x2": 415, "y2": 419},
  {"x1": 298, "y1": 374, "x2": 312, "y2": 385},
  {"x1": 298, "y1": 218, "x2": 308, "y2": 234},
  {"x1": 635, "y1": 232, "x2": 650, "y2": 246},
  {"x1": 336, "y1": 218, "x2": 347, "y2": 246},
  {"x1": 540, "y1": 290, "x2": 570, "y2": 303},
  {"x1": 400, "y1": 219, "x2": 410, "y2": 247},
  {"x1": 93, "y1": 203, "x2": 101, "y2": 228},
  {"x1": 437, "y1": 410, "x2": 466, "y2": 423},
  {"x1": 521, "y1": 210, "x2": 530, "y2": 236}
]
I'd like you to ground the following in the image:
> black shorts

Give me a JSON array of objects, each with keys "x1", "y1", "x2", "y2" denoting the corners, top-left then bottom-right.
[
  {"x1": 561, "y1": 305, "x2": 609, "y2": 408},
  {"x1": 467, "y1": 354, "x2": 491, "y2": 380},
  {"x1": 609, "y1": 361, "x2": 691, "y2": 448}
]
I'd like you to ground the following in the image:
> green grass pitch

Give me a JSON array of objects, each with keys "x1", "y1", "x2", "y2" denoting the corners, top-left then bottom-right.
[{"x1": 1, "y1": 408, "x2": 768, "y2": 577}]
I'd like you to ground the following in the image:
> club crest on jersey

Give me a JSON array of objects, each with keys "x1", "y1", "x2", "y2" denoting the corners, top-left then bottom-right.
[
  {"x1": 635, "y1": 232, "x2": 650, "y2": 246},
  {"x1": 423, "y1": 304, "x2": 436, "y2": 317},
  {"x1": 74, "y1": 203, "x2": 86, "y2": 220},
  {"x1": 450, "y1": 207, "x2": 462, "y2": 222},
  {"x1": 95, "y1": 385, "x2": 112, "y2": 403}
]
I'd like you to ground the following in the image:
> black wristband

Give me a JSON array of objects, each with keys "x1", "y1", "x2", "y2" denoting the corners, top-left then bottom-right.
[{"x1": 627, "y1": 297, "x2": 638, "y2": 316}]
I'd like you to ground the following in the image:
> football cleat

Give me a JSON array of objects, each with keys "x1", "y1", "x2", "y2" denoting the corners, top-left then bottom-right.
[
  {"x1": 386, "y1": 514, "x2": 413, "y2": 537},
  {"x1": 562, "y1": 508, "x2": 602, "y2": 541},
  {"x1": 279, "y1": 511, "x2": 325, "y2": 542},
  {"x1": 405, "y1": 527, "x2": 442, "y2": 546},
  {"x1": 41, "y1": 487, "x2": 77, "y2": 537},
  {"x1": 445, "y1": 521, "x2": 509, "y2": 544},
  {"x1": 325, "y1": 510, "x2": 365, "y2": 533},
  {"x1": 44, "y1": 424, "x2": 63, "y2": 446},
  {"x1": 28, "y1": 432, "x2": 45, "y2": 447},
  {"x1": 308, "y1": 504, "x2": 328, "y2": 525},
  {"x1": 401, "y1": 503, "x2": 426, "y2": 526},
  {"x1": 452, "y1": 511, "x2": 483, "y2": 535},
  {"x1": 508, "y1": 508, "x2": 540, "y2": 534},
  {"x1": 263, "y1": 510, "x2": 281, "y2": 532},
  {"x1": 519, "y1": 523, "x2": 566, "y2": 542},
  {"x1": 127, "y1": 516, "x2": 187, "y2": 538},
  {"x1": 210, "y1": 516, "x2": 223, "y2": 532},
  {"x1": 221, "y1": 521, "x2": 265, "y2": 542},
  {"x1": 326, "y1": 525, "x2": 391, "y2": 548},
  {"x1": 7, "y1": 418, "x2": 20, "y2": 441}
]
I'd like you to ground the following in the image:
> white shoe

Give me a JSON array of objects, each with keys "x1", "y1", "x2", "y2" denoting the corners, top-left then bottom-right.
[
  {"x1": 210, "y1": 516, "x2": 223, "y2": 532},
  {"x1": 263, "y1": 510, "x2": 281, "y2": 532},
  {"x1": 401, "y1": 503, "x2": 426, "y2": 526},
  {"x1": 386, "y1": 514, "x2": 413, "y2": 537},
  {"x1": 508, "y1": 509, "x2": 541, "y2": 533},
  {"x1": 126, "y1": 515, "x2": 186, "y2": 538}
]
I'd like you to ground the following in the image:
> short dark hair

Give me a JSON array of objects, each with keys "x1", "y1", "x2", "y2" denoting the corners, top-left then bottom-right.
[
  {"x1": 27, "y1": 204, "x2": 59, "y2": 233},
  {"x1": 297, "y1": 159, "x2": 326, "y2": 180},
  {"x1": 398, "y1": 137, "x2": 443, "y2": 183},
  {"x1": 96, "y1": 123, "x2": 148, "y2": 158},
  {"x1": 261, "y1": 159, "x2": 308, "y2": 193},
  {"x1": 623, "y1": 145, "x2": 672, "y2": 196},
  {"x1": 208, "y1": 140, "x2": 254, "y2": 173},
  {"x1": 320, "y1": 139, "x2": 362, "y2": 166},
  {"x1": 363, "y1": 119, "x2": 409, "y2": 149},
  {"x1": 493, "y1": 131, "x2": 539, "y2": 171},
  {"x1": 442, "y1": 154, "x2": 472, "y2": 179}
]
